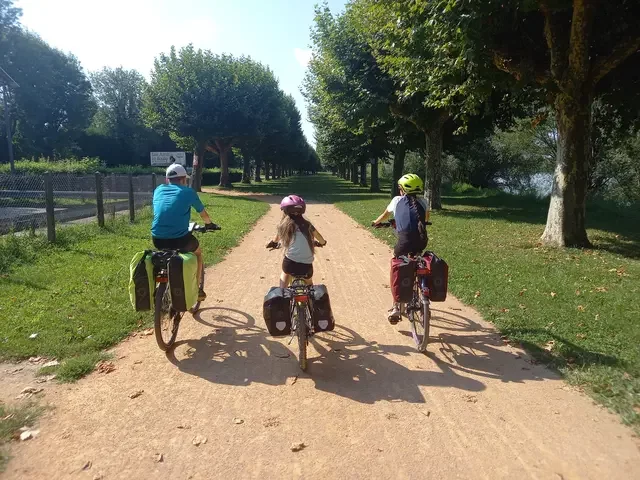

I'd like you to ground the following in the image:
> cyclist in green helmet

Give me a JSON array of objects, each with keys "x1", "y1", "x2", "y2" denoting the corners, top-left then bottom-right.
[{"x1": 372, "y1": 173, "x2": 430, "y2": 322}]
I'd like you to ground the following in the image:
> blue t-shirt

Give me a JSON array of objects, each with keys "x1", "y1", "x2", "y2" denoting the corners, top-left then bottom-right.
[
  {"x1": 151, "y1": 184, "x2": 205, "y2": 239},
  {"x1": 386, "y1": 195, "x2": 428, "y2": 233}
]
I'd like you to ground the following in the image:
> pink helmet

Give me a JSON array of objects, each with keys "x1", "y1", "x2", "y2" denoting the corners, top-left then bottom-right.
[{"x1": 280, "y1": 195, "x2": 306, "y2": 214}]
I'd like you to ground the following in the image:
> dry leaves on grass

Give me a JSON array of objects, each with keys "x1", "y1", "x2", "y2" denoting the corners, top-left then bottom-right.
[
  {"x1": 550, "y1": 292, "x2": 557, "y2": 298},
  {"x1": 595, "y1": 286, "x2": 608, "y2": 293},
  {"x1": 96, "y1": 361, "x2": 115, "y2": 374},
  {"x1": 543, "y1": 340, "x2": 556, "y2": 352},
  {"x1": 474, "y1": 291, "x2": 481, "y2": 298},
  {"x1": 16, "y1": 386, "x2": 43, "y2": 400},
  {"x1": 577, "y1": 305, "x2": 586, "y2": 312},
  {"x1": 139, "y1": 328, "x2": 154, "y2": 336}
]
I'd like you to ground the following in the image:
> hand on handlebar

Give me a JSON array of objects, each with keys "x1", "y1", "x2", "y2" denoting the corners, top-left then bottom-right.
[
  {"x1": 205, "y1": 223, "x2": 221, "y2": 231},
  {"x1": 314, "y1": 240, "x2": 327, "y2": 247},
  {"x1": 266, "y1": 240, "x2": 280, "y2": 250}
]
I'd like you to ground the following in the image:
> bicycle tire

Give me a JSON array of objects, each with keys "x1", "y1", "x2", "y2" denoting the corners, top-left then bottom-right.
[
  {"x1": 296, "y1": 304, "x2": 308, "y2": 371},
  {"x1": 410, "y1": 292, "x2": 431, "y2": 352},
  {"x1": 189, "y1": 267, "x2": 205, "y2": 314},
  {"x1": 154, "y1": 282, "x2": 182, "y2": 351}
]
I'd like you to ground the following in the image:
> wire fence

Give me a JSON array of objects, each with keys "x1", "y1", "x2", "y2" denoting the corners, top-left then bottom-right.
[{"x1": 0, "y1": 173, "x2": 158, "y2": 238}]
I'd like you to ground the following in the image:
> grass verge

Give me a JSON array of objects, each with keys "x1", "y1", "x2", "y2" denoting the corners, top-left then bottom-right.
[
  {"x1": 0, "y1": 193, "x2": 269, "y2": 371},
  {"x1": 0, "y1": 401, "x2": 45, "y2": 471},
  {"x1": 235, "y1": 173, "x2": 640, "y2": 433}
]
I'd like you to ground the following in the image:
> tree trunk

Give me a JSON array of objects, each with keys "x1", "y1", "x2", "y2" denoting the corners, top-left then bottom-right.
[
  {"x1": 242, "y1": 156, "x2": 251, "y2": 184},
  {"x1": 215, "y1": 139, "x2": 233, "y2": 188},
  {"x1": 191, "y1": 140, "x2": 206, "y2": 192},
  {"x1": 265, "y1": 162, "x2": 270, "y2": 180},
  {"x1": 352, "y1": 164, "x2": 358, "y2": 184},
  {"x1": 392, "y1": 143, "x2": 406, "y2": 197},
  {"x1": 541, "y1": 93, "x2": 592, "y2": 247},
  {"x1": 254, "y1": 159, "x2": 262, "y2": 182},
  {"x1": 370, "y1": 158, "x2": 380, "y2": 192},
  {"x1": 360, "y1": 162, "x2": 367, "y2": 187},
  {"x1": 425, "y1": 127, "x2": 443, "y2": 210}
]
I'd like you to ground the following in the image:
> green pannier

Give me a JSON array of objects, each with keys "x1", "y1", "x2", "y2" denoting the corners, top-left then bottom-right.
[
  {"x1": 129, "y1": 250, "x2": 154, "y2": 311},
  {"x1": 168, "y1": 252, "x2": 198, "y2": 312}
]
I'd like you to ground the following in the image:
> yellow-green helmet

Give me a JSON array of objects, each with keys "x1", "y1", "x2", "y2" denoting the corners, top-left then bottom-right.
[{"x1": 398, "y1": 173, "x2": 423, "y2": 194}]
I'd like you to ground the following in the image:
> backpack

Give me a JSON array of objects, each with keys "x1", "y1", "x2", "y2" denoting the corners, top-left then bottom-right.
[
  {"x1": 167, "y1": 252, "x2": 199, "y2": 312},
  {"x1": 129, "y1": 251, "x2": 154, "y2": 311}
]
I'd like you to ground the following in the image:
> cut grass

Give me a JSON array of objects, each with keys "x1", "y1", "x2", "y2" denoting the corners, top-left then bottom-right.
[
  {"x1": 0, "y1": 193, "x2": 269, "y2": 368},
  {"x1": 236, "y1": 173, "x2": 640, "y2": 432},
  {"x1": 0, "y1": 401, "x2": 45, "y2": 471}
]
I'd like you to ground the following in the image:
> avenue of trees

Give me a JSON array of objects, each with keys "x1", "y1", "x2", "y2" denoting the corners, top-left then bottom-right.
[
  {"x1": 305, "y1": 0, "x2": 640, "y2": 247},
  {"x1": 0, "y1": 0, "x2": 317, "y2": 190}
]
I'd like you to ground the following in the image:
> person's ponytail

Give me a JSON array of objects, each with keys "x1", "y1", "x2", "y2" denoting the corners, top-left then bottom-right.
[{"x1": 407, "y1": 194, "x2": 426, "y2": 240}]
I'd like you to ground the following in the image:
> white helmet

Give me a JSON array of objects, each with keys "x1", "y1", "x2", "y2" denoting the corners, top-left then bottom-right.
[{"x1": 166, "y1": 164, "x2": 188, "y2": 179}]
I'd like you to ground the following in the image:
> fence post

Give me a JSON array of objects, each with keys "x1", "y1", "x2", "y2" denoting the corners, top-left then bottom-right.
[
  {"x1": 128, "y1": 174, "x2": 135, "y2": 223},
  {"x1": 95, "y1": 172, "x2": 104, "y2": 227},
  {"x1": 151, "y1": 173, "x2": 157, "y2": 192},
  {"x1": 44, "y1": 172, "x2": 55, "y2": 242}
]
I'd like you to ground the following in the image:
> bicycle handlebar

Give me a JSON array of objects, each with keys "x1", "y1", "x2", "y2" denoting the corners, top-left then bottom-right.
[
  {"x1": 265, "y1": 240, "x2": 326, "y2": 250},
  {"x1": 372, "y1": 220, "x2": 432, "y2": 228},
  {"x1": 189, "y1": 222, "x2": 221, "y2": 233}
]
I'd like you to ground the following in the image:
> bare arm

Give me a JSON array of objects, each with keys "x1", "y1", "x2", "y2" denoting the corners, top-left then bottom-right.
[
  {"x1": 372, "y1": 209, "x2": 391, "y2": 225},
  {"x1": 312, "y1": 228, "x2": 326, "y2": 246},
  {"x1": 199, "y1": 209, "x2": 213, "y2": 225}
]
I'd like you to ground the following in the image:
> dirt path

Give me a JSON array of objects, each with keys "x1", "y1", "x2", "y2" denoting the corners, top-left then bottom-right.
[{"x1": 3, "y1": 198, "x2": 639, "y2": 479}]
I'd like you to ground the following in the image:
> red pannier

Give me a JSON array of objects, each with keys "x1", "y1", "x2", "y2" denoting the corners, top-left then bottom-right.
[
  {"x1": 391, "y1": 257, "x2": 416, "y2": 303},
  {"x1": 423, "y1": 252, "x2": 448, "y2": 302}
]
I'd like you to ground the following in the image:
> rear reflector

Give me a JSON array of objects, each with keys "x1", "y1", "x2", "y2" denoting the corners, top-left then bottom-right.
[
  {"x1": 294, "y1": 295, "x2": 309, "y2": 302},
  {"x1": 417, "y1": 268, "x2": 430, "y2": 275}
]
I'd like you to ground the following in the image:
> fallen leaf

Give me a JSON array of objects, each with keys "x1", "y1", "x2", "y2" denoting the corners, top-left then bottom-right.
[
  {"x1": 575, "y1": 290, "x2": 581, "y2": 296},
  {"x1": 473, "y1": 291, "x2": 481, "y2": 298},
  {"x1": 519, "y1": 289, "x2": 527, "y2": 296},
  {"x1": 290, "y1": 442, "x2": 306, "y2": 452},
  {"x1": 92, "y1": 475, "x2": 104, "y2": 480},
  {"x1": 20, "y1": 430, "x2": 39, "y2": 441},
  {"x1": 35, "y1": 374, "x2": 57, "y2": 384},
  {"x1": 577, "y1": 305, "x2": 586, "y2": 312},
  {"x1": 275, "y1": 353, "x2": 290, "y2": 358},
  {"x1": 286, "y1": 375, "x2": 299, "y2": 386},
  {"x1": 128, "y1": 390, "x2": 144, "y2": 399},
  {"x1": 140, "y1": 328, "x2": 154, "y2": 336},
  {"x1": 462, "y1": 394, "x2": 478, "y2": 403},
  {"x1": 16, "y1": 386, "x2": 44, "y2": 399},
  {"x1": 448, "y1": 307, "x2": 462, "y2": 311},
  {"x1": 259, "y1": 276, "x2": 265, "y2": 279},
  {"x1": 550, "y1": 292, "x2": 557, "y2": 298},
  {"x1": 233, "y1": 418, "x2": 244, "y2": 425},
  {"x1": 177, "y1": 424, "x2": 191, "y2": 430},
  {"x1": 133, "y1": 360, "x2": 143, "y2": 364},
  {"x1": 622, "y1": 372, "x2": 632, "y2": 380},
  {"x1": 82, "y1": 461, "x2": 92, "y2": 471},
  {"x1": 385, "y1": 413, "x2": 398, "y2": 420},
  {"x1": 518, "y1": 304, "x2": 527, "y2": 309},
  {"x1": 576, "y1": 333, "x2": 587, "y2": 339},
  {"x1": 192, "y1": 435, "x2": 207, "y2": 446},
  {"x1": 29, "y1": 333, "x2": 39, "y2": 339},
  {"x1": 543, "y1": 340, "x2": 556, "y2": 352},
  {"x1": 154, "y1": 453, "x2": 164, "y2": 463},
  {"x1": 500, "y1": 308, "x2": 510, "y2": 313},
  {"x1": 42, "y1": 360, "x2": 59, "y2": 368},
  {"x1": 96, "y1": 361, "x2": 115, "y2": 374},
  {"x1": 595, "y1": 286, "x2": 608, "y2": 293}
]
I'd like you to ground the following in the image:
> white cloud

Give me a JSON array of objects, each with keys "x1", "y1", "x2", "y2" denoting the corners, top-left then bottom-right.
[{"x1": 293, "y1": 48, "x2": 312, "y2": 68}]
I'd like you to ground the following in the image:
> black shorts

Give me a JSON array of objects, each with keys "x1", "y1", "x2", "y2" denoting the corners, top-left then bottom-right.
[
  {"x1": 282, "y1": 256, "x2": 314, "y2": 279},
  {"x1": 152, "y1": 233, "x2": 199, "y2": 252},
  {"x1": 394, "y1": 231, "x2": 428, "y2": 257}
]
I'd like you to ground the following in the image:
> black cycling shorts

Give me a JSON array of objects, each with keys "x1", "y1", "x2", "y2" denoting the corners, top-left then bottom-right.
[
  {"x1": 152, "y1": 233, "x2": 199, "y2": 252},
  {"x1": 282, "y1": 256, "x2": 314, "y2": 279},
  {"x1": 394, "y1": 231, "x2": 428, "y2": 257}
]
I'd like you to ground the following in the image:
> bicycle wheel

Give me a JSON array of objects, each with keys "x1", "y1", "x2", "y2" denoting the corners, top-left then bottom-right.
[
  {"x1": 296, "y1": 304, "x2": 308, "y2": 371},
  {"x1": 154, "y1": 282, "x2": 182, "y2": 351},
  {"x1": 189, "y1": 267, "x2": 205, "y2": 314},
  {"x1": 410, "y1": 291, "x2": 431, "y2": 352}
]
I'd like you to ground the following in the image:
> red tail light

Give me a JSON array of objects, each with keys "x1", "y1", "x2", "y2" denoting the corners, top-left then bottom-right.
[
  {"x1": 294, "y1": 295, "x2": 309, "y2": 303},
  {"x1": 417, "y1": 268, "x2": 430, "y2": 275},
  {"x1": 156, "y1": 277, "x2": 168, "y2": 283}
]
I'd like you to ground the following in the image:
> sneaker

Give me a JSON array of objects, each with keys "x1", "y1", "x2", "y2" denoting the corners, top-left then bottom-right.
[
  {"x1": 387, "y1": 305, "x2": 401, "y2": 324},
  {"x1": 198, "y1": 289, "x2": 207, "y2": 302}
]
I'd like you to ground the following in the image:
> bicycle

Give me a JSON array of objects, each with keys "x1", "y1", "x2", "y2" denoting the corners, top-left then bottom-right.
[
  {"x1": 152, "y1": 222, "x2": 220, "y2": 351},
  {"x1": 374, "y1": 219, "x2": 433, "y2": 352},
  {"x1": 266, "y1": 240, "x2": 325, "y2": 371}
]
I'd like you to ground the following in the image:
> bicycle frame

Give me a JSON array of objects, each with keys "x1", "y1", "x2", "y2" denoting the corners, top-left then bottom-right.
[{"x1": 287, "y1": 278, "x2": 314, "y2": 336}]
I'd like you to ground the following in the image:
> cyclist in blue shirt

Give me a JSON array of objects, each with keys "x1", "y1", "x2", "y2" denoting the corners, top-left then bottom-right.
[
  {"x1": 152, "y1": 164, "x2": 217, "y2": 301},
  {"x1": 372, "y1": 173, "x2": 430, "y2": 322}
]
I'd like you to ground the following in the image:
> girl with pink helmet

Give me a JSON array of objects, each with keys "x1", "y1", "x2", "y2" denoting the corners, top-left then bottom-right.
[{"x1": 266, "y1": 195, "x2": 326, "y2": 287}]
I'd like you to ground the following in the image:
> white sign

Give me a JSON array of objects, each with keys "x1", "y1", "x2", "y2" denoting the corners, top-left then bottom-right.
[{"x1": 150, "y1": 152, "x2": 186, "y2": 166}]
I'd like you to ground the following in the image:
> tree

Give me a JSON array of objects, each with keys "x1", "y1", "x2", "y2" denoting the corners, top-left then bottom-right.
[
  {"x1": 422, "y1": 0, "x2": 640, "y2": 246},
  {"x1": 3, "y1": 29, "x2": 95, "y2": 159},
  {"x1": 144, "y1": 46, "x2": 282, "y2": 190}
]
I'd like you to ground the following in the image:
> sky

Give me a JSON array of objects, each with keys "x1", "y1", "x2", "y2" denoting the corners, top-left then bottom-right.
[{"x1": 16, "y1": 0, "x2": 349, "y2": 145}]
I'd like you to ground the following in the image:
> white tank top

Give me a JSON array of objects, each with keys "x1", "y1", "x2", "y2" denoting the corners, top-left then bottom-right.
[{"x1": 285, "y1": 227, "x2": 314, "y2": 264}]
